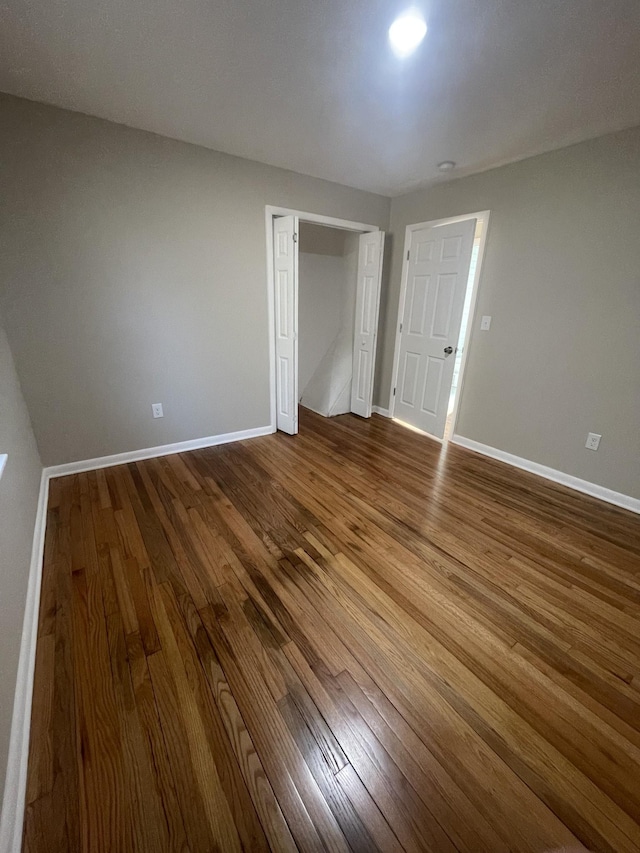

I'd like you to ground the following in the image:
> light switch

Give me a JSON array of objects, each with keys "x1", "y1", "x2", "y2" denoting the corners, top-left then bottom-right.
[{"x1": 480, "y1": 315, "x2": 492, "y2": 331}]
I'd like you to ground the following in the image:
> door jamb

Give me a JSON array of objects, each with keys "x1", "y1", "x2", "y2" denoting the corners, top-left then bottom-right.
[
  {"x1": 388, "y1": 210, "x2": 491, "y2": 440},
  {"x1": 265, "y1": 205, "x2": 380, "y2": 431}
]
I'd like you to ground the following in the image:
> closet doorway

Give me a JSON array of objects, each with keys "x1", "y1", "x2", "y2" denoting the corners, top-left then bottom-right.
[{"x1": 266, "y1": 207, "x2": 385, "y2": 435}]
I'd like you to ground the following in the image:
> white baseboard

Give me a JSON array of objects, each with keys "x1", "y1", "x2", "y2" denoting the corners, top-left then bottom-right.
[
  {"x1": 45, "y1": 425, "x2": 274, "y2": 479},
  {"x1": 0, "y1": 471, "x2": 49, "y2": 853},
  {"x1": 303, "y1": 404, "x2": 390, "y2": 420},
  {"x1": 451, "y1": 434, "x2": 640, "y2": 515},
  {"x1": 299, "y1": 402, "x2": 330, "y2": 418},
  {"x1": 0, "y1": 422, "x2": 275, "y2": 851}
]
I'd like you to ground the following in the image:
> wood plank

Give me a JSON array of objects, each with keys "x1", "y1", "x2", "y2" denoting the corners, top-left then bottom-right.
[
  {"x1": 334, "y1": 763, "x2": 404, "y2": 853},
  {"x1": 24, "y1": 409, "x2": 640, "y2": 852},
  {"x1": 200, "y1": 604, "x2": 349, "y2": 853},
  {"x1": 155, "y1": 579, "x2": 271, "y2": 852}
]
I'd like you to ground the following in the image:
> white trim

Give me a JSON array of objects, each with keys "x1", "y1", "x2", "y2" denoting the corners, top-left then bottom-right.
[
  {"x1": 45, "y1": 425, "x2": 274, "y2": 479},
  {"x1": 0, "y1": 455, "x2": 7, "y2": 481},
  {"x1": 266, "y1": 209, "x2": 277, "y2": 431},
  {"x1": 0, "y1": 470, "x2": 49, "y2": 853},
  {"x1": 0, "y1": 422, "x2": 275, "y2": 850},
  {"x1": 299, "y1": 402, "x2": 331, "y2": 418},
  {"x1": 388, "y1": 211, "x2": 491, "y2": 440},
  {"x1": 444, "y1": 216, "x2": 490, "y2": 440},
  {"x1": 372, "y1": 406, "x2": 390, "y2": 417},
  {"x1": 265, "y1": 206, "x2": 379, "y2": 234},
  {"x1": 265, "y1": 205, "x2": 381, "y2": 434},
  {"x1": 2, "y1": 425, "x2": 636, "y2": 853},
  {"x1": 451, "y1": 434, "x2": 640, "y2": 514}
]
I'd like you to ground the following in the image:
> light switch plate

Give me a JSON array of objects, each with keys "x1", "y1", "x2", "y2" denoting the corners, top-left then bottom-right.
[{"x1": 480, "y1": 315, "x2": 492, "y2": 330}]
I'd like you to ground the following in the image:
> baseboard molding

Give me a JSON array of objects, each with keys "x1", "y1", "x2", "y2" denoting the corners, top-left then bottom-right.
[
  {"x1": 299, "y1": 402, "x2": 331, "y2": 418},
  {"x1": 1, "y1": 423, "x2": 637, "y2": 849},
  {"x1": 0, "y1": 470, "x2": 49, "y2": 853},
  {"x1": 451, "y1": 434, "x2": 640, "y2": 514},
  {"x1": 303, "y1": 404, "x2": 390, "y2": 420},
  {"x1": 45, "y1": 425, "x2": 275, "y2": 479},
  {"x1": 0, "y1": 422, "x2": 276, "y2": 850}
]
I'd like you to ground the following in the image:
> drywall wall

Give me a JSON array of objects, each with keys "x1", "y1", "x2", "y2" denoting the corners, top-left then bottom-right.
[
  {"x1": 299, "y1": 251, "x2": 347, "y2": 393},
  {"x1": 299, "y1": 230, "x2": 359, "y2": 417},
  {"x1": 298, "y1": 224, "x2": 350, "y2": 394},
  {"x1": 0, "y1": 94, "x2": 389, "y2": 466},
  {"x1": 0, "y1": 318, "x2": 42, "y2": 804},
  {"x1": 381, "y1": 126, "x2": 640, "y2": 498}
]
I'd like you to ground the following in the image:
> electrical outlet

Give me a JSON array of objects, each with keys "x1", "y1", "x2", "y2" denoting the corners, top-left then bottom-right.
[
  {"x1": 585, "y1": 432, "x2": 601, "y2": 451},
  {"x1": 480, "y1": 315, "x2": 492, "y2": 330},
  {"x1": 152, "y1": 403, "x2": 164, "y2": 419}
]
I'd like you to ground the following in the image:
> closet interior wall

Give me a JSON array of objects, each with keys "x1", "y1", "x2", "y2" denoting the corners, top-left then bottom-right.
[{"x1": 298, "y1": 223, "x2": 358, "y2": 417}]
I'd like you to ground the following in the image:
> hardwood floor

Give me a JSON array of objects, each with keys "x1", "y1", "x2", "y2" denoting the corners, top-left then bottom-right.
[{"x1": 23, "y1": 409, "x2": 640, "y2": 852}]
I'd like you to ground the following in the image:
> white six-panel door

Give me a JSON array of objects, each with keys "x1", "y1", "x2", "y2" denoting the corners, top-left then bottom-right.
[
  {"x1": 351, "y1": 230, "x2": 385, "y2": 418},
  {"x1": 273, "y1": 215, "x2": 299, "y2": 434},
  {"x1": 393, "y1": 219, "x2": 476, "y2": 438}
]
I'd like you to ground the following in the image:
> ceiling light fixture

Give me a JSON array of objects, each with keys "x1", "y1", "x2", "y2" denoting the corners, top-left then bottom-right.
[
  {"x1": 388, "y1": 10, "x2": 427, "y2": 57},
  {"x1": 437, "y1": 160, "x2": 456, "y2": 172}
]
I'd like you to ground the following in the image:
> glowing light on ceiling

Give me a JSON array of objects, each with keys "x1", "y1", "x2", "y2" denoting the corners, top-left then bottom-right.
[{"x1": 389, "y1": 11, "x2": 427, "y2": 57}]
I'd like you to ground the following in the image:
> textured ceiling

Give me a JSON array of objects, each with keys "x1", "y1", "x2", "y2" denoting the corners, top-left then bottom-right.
[{"x1": 1, "y1": 0, "x2": 640, "y2": 195}]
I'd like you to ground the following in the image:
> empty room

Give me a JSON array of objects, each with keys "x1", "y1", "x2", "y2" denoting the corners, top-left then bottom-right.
[{"x1": 1, "y1": 1, "x2": 640, "y2": 851}]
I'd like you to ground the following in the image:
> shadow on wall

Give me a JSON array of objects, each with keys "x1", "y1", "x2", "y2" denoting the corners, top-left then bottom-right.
[
  {"x1": 298, "y1": 227, "x2": 360, "y2": 417},
  {"x1": 373, "y1": 232, "x2": 394, "y2": 408},
  {"x1": 301, "y1": 330, "x2": 353, "y2": 416}
]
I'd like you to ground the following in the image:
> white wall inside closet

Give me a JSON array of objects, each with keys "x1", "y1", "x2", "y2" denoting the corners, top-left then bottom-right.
[{"x1": 298, "y1": 223, "x2": 358, "y2": 417}]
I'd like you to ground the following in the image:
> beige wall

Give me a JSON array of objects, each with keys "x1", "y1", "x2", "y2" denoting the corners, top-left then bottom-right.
[
  {"x1": 298, "y1": 222, "x2": 351, "y2": 257},
  {"x1": 0, "y1": 318, "x2": 42, "y2": 803},
  {"x1": 0, "y1": 95, "x2": 389, "y2": 466},
  {"x1": 1, "y1": 93, "x2": 637, "y2": 500},
  {"x1": 298, "y1": 226, "x2": 360, "y2": 416},
  {"x1": 298, "y1": 225, "x2": 351, "y2": 394},
  {"x1": 380, "y1": 126, "x2": 640, "y2": 498}
]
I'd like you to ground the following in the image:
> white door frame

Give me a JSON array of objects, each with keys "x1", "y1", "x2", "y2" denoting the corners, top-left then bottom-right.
[
  {"x1": 389, "y1": 210, "x2": 491, "y2": 441},
  {"x1": 265, "y1": 205, "x2": 380, "y2": 431}
]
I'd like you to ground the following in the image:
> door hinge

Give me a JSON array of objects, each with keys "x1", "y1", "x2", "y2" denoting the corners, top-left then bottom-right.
[
  {"x1": 393, "y1": 387, "x2": 396, "y2": 396},
  {"x1": 399, "y1": 322, "x2": 403, "y2": 333},
  {"x1": 293, "y1": 233, "x2": 298, "y2": 243},
  {"x1": 406, "y1": 250, "x2": 410, "y2": 260}
]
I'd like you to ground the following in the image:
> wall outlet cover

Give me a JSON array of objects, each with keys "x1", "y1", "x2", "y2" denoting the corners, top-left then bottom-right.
[
  {"x1": 480, "y1": 315, "x2": 492, "y2": 330},
  {"x1": 585, "y1": 432, "x2": 601, "y2": 451},
  {"x1": 152, "y1": 403, "x2": 164, "y2": 419}
]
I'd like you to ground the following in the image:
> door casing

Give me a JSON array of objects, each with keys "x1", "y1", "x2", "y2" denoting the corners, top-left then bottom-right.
[
  {"x1": 389, "y1": 211, "x2": 491, "y2": 440},
  {"x1": 265, "y1": 206, "x2": 382, "y2": 433}
]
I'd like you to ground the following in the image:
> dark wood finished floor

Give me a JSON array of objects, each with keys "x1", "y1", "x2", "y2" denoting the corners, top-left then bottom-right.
[{"x1": 24, "y1": 409, "x2": 640, "y2": 852}]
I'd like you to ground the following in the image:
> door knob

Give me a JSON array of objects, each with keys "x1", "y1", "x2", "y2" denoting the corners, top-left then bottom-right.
[{"x1": 444, "y1": 346, "x2": 453, "y2": 355}]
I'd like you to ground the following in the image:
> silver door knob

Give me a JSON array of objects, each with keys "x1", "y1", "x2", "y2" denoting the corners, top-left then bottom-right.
[{"x1": 444, "y1": 346, "x2": 453, "y2": 355}]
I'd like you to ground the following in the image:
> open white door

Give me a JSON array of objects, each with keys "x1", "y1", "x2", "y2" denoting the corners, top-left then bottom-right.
[
  {"x1": 393, "y1": 218, "x2": 476, "y2": 438},
  {"x1": 274, "y1": 215, "x2": 299, "y2": 434},
  {"x1": 351, "y1": 230, "x2": 385, "y2": 418}
]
